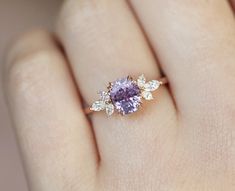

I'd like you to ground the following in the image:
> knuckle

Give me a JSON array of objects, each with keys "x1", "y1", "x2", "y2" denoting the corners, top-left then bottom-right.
[
  {"x1": 58, "y1": 0, "x2": 106, "y2": 32},
  {"x1": 6, "y1": 49, "x2": 55, "y2": 96}
]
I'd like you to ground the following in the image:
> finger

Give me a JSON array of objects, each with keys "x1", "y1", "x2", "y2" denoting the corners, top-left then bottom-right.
[
  {"x1": 58, "y1": 0, "x2": 177, "y2": 172},
  {"x1": 130, "y1": 0, "x2": 235, "y2": 121},
  {"x1": 230, "y1": 0, "x2": 235, "y2": 9},
  {"x1": 3, "y1": 30, "x2": 97, "y2": 190}
]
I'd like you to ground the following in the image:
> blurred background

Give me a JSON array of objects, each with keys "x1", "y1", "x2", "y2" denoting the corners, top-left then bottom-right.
[{"x1": 0, "y1": 1, "x2": 62, "y2": 190}]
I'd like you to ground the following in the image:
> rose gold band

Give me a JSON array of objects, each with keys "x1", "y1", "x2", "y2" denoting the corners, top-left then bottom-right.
[
  {"x1": 84, "y1": 107, "x2": 94, "y2": 115},
  {"x1": 158, "y1": 77, "x2": 168, "y2": 86}
]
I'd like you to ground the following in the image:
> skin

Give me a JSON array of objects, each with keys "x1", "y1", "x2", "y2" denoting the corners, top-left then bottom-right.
[{"x1": 2, "y1": 0, "x2": 235, "y2": 190}]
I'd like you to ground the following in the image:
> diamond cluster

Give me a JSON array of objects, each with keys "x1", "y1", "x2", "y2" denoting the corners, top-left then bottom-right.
[{"x1": 90, "y1": 74, "x2": 161, "y2": 116}]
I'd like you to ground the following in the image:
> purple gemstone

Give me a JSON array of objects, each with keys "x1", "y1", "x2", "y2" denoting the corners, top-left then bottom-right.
[{"x1": 110, "y1": 77, "x2": 141, "y2": 115}]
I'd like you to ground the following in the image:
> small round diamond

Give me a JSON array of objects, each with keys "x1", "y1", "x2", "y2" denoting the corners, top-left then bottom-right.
[{"x1": 110, "y1": 77, "x2": 141, "y2": 115}]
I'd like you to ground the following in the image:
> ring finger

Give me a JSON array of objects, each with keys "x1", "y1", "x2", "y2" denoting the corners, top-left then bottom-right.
[{"x1": 57, "y1": 0, "x2": 177, "y2": 177}]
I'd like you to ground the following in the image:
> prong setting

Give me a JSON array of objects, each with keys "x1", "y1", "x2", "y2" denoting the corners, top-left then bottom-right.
[{"x1": 90, "y1": 74, "x2": 162, "y2": 116}]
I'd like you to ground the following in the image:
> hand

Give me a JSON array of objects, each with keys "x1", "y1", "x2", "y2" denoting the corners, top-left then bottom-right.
[{"x1": 3, "y1": 1, "x2": 235, "y2": 190}]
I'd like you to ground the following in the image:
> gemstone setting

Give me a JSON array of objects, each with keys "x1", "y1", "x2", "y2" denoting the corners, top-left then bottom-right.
[
  {"x1": 109, "y1": 77, "x2": 141, "y2": 115},
  {"x1": 90, "y1": 74, "x2": 162, "y2": 116}
]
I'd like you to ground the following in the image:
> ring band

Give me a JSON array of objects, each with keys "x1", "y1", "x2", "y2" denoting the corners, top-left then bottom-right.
[{"x1": 85, "y1": 74, "x2": 168, "y2": 116}]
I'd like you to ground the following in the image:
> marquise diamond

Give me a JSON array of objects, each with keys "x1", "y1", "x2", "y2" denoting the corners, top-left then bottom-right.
[
  {"x1": 144, "y1": 80, "x2": 160, "y2": 92},
  {"x1": 91, "y1": 101, "x2": 106, "y2": 111}
]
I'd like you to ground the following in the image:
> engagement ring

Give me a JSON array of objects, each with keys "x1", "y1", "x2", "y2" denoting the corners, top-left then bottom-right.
[{"x1": 85, "y1": 74, "x2": 168, "y2": 116}]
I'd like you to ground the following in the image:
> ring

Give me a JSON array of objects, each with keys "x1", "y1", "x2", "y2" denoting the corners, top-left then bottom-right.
[{"x1": 85, "y1": 74, "x2": 168, "y2": 116}]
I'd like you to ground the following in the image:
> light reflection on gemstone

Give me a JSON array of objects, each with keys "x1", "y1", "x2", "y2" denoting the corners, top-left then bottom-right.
[
  {"x1": 90, "y1": 74, "x2": 163, "y2": 116},
  {"x1": 109, "y1": 77, "x2": 141, "y2": 115}
]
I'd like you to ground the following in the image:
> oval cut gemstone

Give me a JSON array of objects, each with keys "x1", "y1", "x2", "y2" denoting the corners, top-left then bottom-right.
[{"x1": 110, "y1": 77, "x2": 141, "y2": 115}]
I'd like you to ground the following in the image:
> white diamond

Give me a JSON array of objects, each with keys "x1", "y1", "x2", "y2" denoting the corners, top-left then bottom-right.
[
  {"x1": 105, "y1": 104, "x2": 114, "y2": 116},
  {"x1": 90, "y1": 101, "x2": 106, "y2": 111},
  {"x1": 142, "y1": 91, "x2": 153, "y2": 100},
  {"x1": 144, "y1": 80, "x2": 160, "y2": 91},
  {"x1": 137, "y1": 74, "x2": 146, "y2": 88},
  {"x1": 99, "y1": 91, "x2": 110, "y2": 102}
]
